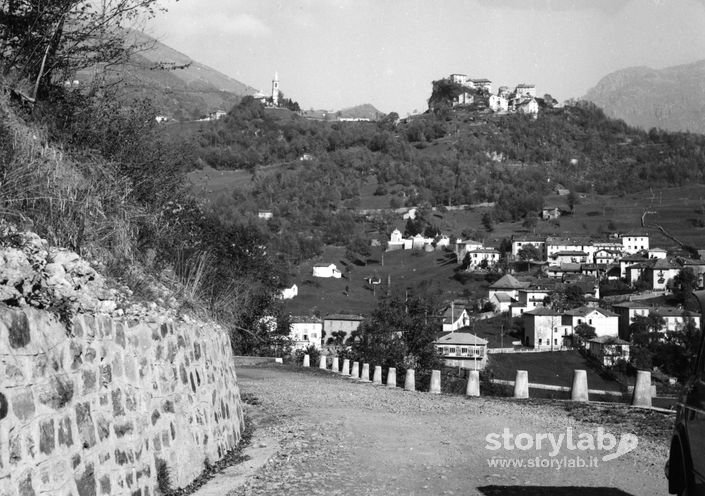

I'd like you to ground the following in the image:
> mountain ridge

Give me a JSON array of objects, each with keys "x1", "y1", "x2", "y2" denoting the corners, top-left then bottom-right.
[{"x1": 584, "y1": 59, "x2": 705, "y2": 134}]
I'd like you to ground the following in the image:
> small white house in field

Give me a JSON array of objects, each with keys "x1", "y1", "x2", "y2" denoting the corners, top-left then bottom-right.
[
  {"x1": 312, "y1": 263, "x2": 342, "y2": 278},
  {"x1": 279, "y1": 284, "x2": 298, "y2": 299}
]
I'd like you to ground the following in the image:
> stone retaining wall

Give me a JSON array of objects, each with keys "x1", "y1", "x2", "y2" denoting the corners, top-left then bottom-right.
[{"x1": 0, "y1": 305, "x2": 244, "y2": 496}]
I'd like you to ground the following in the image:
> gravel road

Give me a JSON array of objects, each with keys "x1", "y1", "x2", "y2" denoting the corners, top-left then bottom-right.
[{"x1": 228, "y1": 365, "x2": 672, "y2": 496}]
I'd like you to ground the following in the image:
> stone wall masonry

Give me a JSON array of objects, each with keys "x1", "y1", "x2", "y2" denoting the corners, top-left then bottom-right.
[{"x1": 0, "y1": 305, "x2": 245, "y2": 496}]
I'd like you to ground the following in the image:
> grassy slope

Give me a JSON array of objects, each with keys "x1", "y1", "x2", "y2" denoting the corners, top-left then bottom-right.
[{"x1": 487, "y1": 351, "x2": 624, "y2": 392}]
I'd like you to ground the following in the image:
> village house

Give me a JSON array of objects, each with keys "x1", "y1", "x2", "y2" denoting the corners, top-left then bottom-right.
[
  {"x1": 258, "y1": 210, "x2": 273, "y2": 220},
  {"x1": 442, "y1": 303, "x2": 471, "y2": 332},
  {"x1": 653, "y1": 307, "x2": 701, "y2": 333},
  {"x1": 434, "y1": 331, "x2": 488, "y2": 370},
  {"x1": 561, "y1": 307, "x2": 619, "y2": 338},
  {"x1": 642, "y1": 258, "x2": 681, "y2": 291},
  {"x1": 278, "y1": 284, "x2": 298, "y2": 300},
  {"x1": 541, "y1": 206, "x2": 561, "y2": 220},
  {"x1": 488, "y1": 94, "x2": 509, "y2": 112},
  {"x1": 456, "y1": 238, "x2": 485, "y2": 262},
  {"x1": 516, "y1": 97, "x2": 539, "y2": 116},
  {"x1": 464, "y1": 248, "x2": 501, "y2": 269},
  {"x1": 522, "y1": 307, "x2": 571, "y2": 350},
  {"x1": 611, "y1": 301, "x2": 701, "y2": 340},
  {"x1": 546, "y1": 237, "x2": 595, "y2": 260},
  {"x1": 515, "y1": 83, "x2": 536, "y2": 99},
  {"x1": 289, "y1": 316, "x2": 323, "y2": 350},
  {"x1": 312, "y1": 263, "x2": 342, "y2": 278},
  {"x1": 679, "y1": 258, "x2": 705, "y2": 288},
  {"x1": 620, "y1": 232, "x2": 650, "y2": 254},
  {"x1": 594, "y1": 247, "x2": 622, "y2": 265},
  {"x1": 511, "y1": 236, "x2": 546, "y2": 260},
  {"x1": 322, "y1": 314, "x2": 365, "y2": 346},
  {"x1": 510, "y1": 287, "x2": 552, "y2": 317},
  {"x1": 588, "y1": 336, "x2": 630, "y2": 367},
  {"x1": 550, "y1": 250, "x2": 589, "y2": 265},
  {"x1": 488, "y1": 274, "x2": 530, "y2": 312},
  {"x1": 648, "y1": 247, "x2": 668, "y2": 259},
  {"x1": 619, "y1": 253, "x2": 650, "y2": 279}
]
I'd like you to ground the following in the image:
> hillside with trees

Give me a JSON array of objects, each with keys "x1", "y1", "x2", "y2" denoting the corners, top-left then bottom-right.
[
  {"x1": 0, "y1": 1, "x2": 289, "y2": 354},
  {"x1": 181, "y1": 93, "x2": 705, "y2": 268}
]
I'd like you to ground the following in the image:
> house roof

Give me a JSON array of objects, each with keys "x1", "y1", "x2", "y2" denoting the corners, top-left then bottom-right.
[
  {"x1": 435, "y1": 332, "x2": 488, "y2": 346},
  {"x1": 492, "y1": 293, "x2": 515, "y2": 303},
  {"x1": 512, "y1": 236, "x2": 546, "y2": 243},
  {"x1": 588, "y1": 336, "x2": 629, "y2": 345},
  {"x1": 524, "y1": 307, "x2": 562, "y2": 316},
  {"x1": 314, "y1": 263, "x2": 337, "y2": 268},
  {"x1": 442, "y1": 305, "x2": 468, "y2": 321},
  {"x1": 552, "y1": 251, "x2": 588, "y2": 256},
  {"x1": 650, "y1": 258, "x2": 679, "y2": 270},
  {"x1": 489, "y1": 274, "x2": 530, "y2": 289},
  {"x1": 620, "y1": 232, "x2": 649, "y2": 238},
  {"x1": 290, "y1": 316, "x2": 323, "y2": 324},
  {"x1": 468, "y1": 248, "x2": 500, "y2": 254},
  {"x1": 652, "y1": 307, "x2": 700, "y2": 318},
  {"x1": 324, "y1": 314, "x2": 365, "y2": 321},
  {"x1": 564, "y1": 306, "x2": 618, "y2": 318}
]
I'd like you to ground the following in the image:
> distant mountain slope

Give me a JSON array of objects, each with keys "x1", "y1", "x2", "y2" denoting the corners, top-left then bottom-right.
[
  {"x1": 584, "y1": 60, "x2": 705, "y2": 134},
  {"x1": 338, "y1": 103, "x2": 383, "y2": 120},
  {"x1": 78, "y1": 30, "x2": 258, "y2": 121}
]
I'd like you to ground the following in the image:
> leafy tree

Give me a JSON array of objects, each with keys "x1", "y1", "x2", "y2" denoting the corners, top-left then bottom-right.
[
  {"x1": 1, "y1": 0, "x2": 164, "y2": 99},
  {"x1": 351, "y1": 294, "x2": 441, "y2": 375},
  {"x1": 567, "y1": 190, "x2": 579, "y2": 213},
  {"x1": 574, "y1": 323, "x2": 596, "y2": 346},
  {"x1": 673, "y1": 268, "x2": 698, "y2": 304},
  {"x1": 481, "y1": 212, "x2": 494, "y2": 232},
  {"x1": 517, "y1": 244, "x2": 542, "y2": 261}
]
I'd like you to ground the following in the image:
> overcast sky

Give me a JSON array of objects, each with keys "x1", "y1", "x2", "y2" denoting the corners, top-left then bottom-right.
[{"x1": 146, "y1": 0, "x2": 705, "y2": 115}]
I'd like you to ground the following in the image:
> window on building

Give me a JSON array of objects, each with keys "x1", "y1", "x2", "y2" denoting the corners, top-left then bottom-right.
[
  {"x1": 448, "y1": 347, "x2": 456, "y2": 354},
  {"x1": 303, "y1": 334, "x2": 308, "y2": 341},
  {"x1": 461, "y1": 347, "x2": 468, "y2": 355},
  {"x1": 538, "y1": 338, "x2": 543, "y2": 345}
]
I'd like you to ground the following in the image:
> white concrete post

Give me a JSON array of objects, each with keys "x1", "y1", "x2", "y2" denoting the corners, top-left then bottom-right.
[
  {"x1": 404, "y1": 369, "x2": 416, "y2": 391},
  {"x1": 387, "y1": 367, "x2": 397, "y2": 388},
  {"x1": 571, "y1": 369, "x2": 589, "y2": 402},
  {"x1": 430, "y1": 370, "x2": 441, "y2": 394},
  {"x1": 513, "y1": 370, "x2": 529, "y2": 399},
  {"x1": 302, "y1": 354, "x2": 310, "y2": 367},
  {"x1": 466, "y1": 370, "x2": 480, "y2": 397}
]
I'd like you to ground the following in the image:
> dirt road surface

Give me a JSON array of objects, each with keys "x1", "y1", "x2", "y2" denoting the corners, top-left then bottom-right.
[{"x1": 227, "y1": 365, "x2": 671, "y2": 496}]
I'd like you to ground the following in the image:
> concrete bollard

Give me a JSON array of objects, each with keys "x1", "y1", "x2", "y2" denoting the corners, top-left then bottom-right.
[
  {"x1": 373, "y1": 365, "x2": 382, "y2": 385},
  {"x1": 351, "y1": 361, "x2": 359, "y2": 378},
  {"x1": 404, "y1": 369, "x2": 416, "y2": 391},
  {"x1": 331, "y1": 356, "x2": 339, "y2": 373},
  {"x1": 571, "y1": 369, "x2": 589, "y2": 402},
  {"x1": 387, "y1": 368, "x2": 397, "y2": 388},
  {"x1": 303, "y1": 354, "x2": 310, "y2": 367},
  {"x1": 513, "y1": 370, "x2": 529, "y2": 399},
  {"x1": 361, "y1": 363, "x2": 370, "y2": 382},
  {"x1": 466, "y1": 370, "x2": 480, "y2": 397},
  {"x1": 632, "y1": 370, "x2": 652, "y2": 407},
  {"x1": 429, "y1": 369, "x2": 441, "y2": 394},
  {"x1": 275, "y1": 357, "x2": 283, "y2": 364},
  {"x1": 341, "y1": 359, "x2": 350, "y2": 376},
  {"x1": 319, "y1": 355, "x2": 327, "y2": 370}
]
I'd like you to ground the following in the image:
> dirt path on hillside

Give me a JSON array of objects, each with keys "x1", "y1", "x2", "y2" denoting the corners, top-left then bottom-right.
[{"x1": 227, "y1": 365, "x2": 671, "y2": 496}]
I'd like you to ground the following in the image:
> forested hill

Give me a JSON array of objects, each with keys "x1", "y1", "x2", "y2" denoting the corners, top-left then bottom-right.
[
  {"x1": 191, "y1": 97, "x2": 705, "y2": 210},
  {"x1": 180, "y1": 96, "x2": 705, "y2": 263}
]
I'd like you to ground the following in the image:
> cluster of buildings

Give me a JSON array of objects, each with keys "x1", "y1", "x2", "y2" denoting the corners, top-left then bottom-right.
[
  {"x1": 288, "y1": 314, "x2": 365, "y2": 351},
  {"x1": 447, "y1": 74, "x2": 549, "y2": 116},
  {"x1": 386, "y1": 228, "x2": 451, "y2": 252}
]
